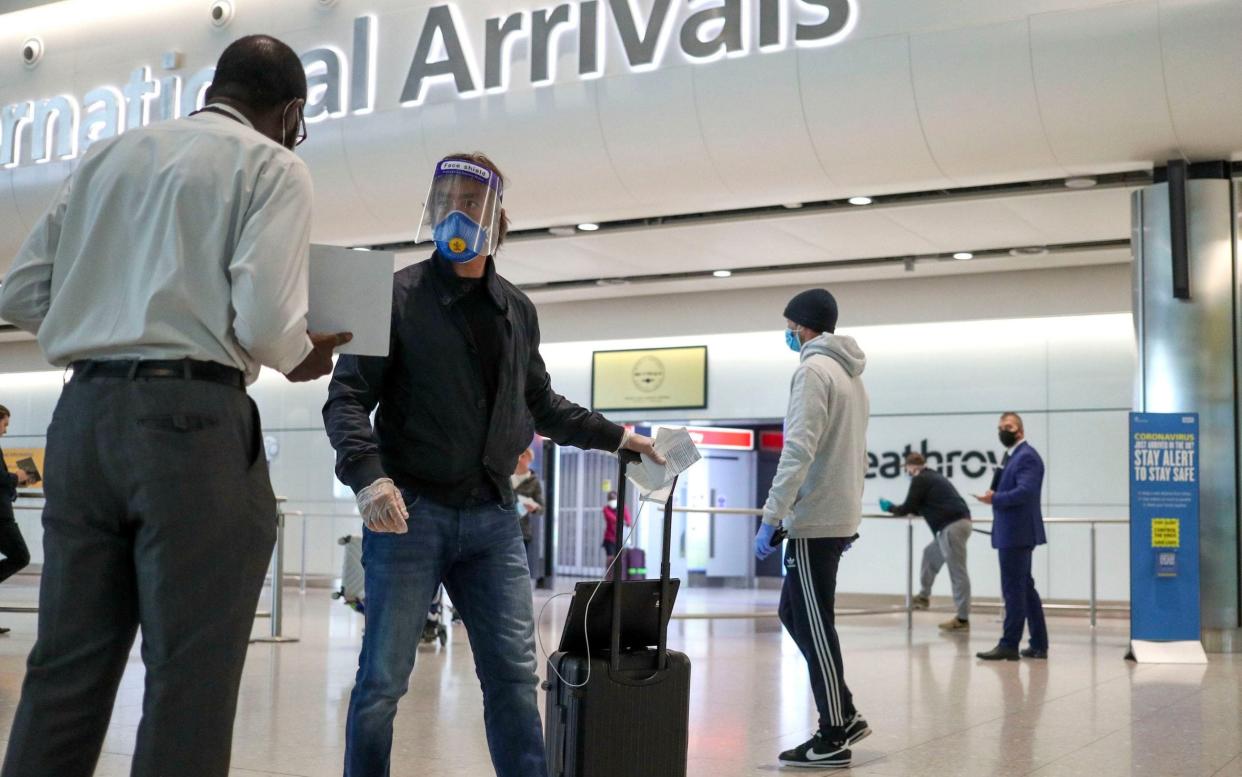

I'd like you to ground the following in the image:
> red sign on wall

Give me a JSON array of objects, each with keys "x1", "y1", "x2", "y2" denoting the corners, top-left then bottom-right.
[
  {"x1": 759, "y1": 431, "x2": 784, "y2": 451},
  {"x1": 655, "y1": 425, "x2": 755, "y2": 451}
]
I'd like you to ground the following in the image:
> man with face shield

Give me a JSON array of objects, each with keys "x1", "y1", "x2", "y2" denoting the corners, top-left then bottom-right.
[
  {"x1": 323, "y1": 153, "x2": 663, "y2": 777},
  {"x1": 0, "y1": 35, "x2": 348, "y2": 777},
  {"x1": 420, "y1": 157, "x2": 506, "y2": 262}
]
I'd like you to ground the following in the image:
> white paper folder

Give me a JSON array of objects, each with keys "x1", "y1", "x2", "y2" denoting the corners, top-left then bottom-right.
[{"x1": 308, "y1": 245, "x2": 394, "y2": 357}]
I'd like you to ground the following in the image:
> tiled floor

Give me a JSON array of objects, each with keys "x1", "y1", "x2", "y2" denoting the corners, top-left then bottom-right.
[{"x1": 0, "y1": 579, "x2": 1236, "y2": 776}]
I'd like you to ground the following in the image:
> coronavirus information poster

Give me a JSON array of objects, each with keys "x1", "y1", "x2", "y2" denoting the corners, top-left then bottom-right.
[{"x1": 1129, "y1": 413, "x2": 1200, "y2": 645}]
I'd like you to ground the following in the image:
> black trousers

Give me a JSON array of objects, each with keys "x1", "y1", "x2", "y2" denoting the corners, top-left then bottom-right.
[
  {"x1": 0, "y1": 503, "x2": 30, "y2": 584},
  {"x1": 1, "y1": 376, "x2": 277, "y2": 777},
  {"x1": 779, "y1": 536, "x2": 856, "y2": 735}
]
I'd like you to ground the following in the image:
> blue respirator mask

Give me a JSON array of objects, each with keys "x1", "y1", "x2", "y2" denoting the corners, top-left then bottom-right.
[
  {"x1": 785, "y1": 328, "x2": 802, "y2": 352},
  {"x1": 433, "y1": 211, "x2": 488, "y2": 263}
]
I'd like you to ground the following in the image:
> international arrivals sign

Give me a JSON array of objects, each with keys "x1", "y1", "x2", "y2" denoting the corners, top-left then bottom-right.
[{"x1": 0, "y1": 0, "x2": 855, "y2": 169}]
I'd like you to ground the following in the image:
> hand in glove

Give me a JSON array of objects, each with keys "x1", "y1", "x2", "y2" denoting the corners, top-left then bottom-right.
[
  {"x1": 357, "y1": 478, "x2": 409, "y2": 534},
  {"x1": 620, "y1": 430, "x2": 666, "y2": 465},
  {"x1": 879, "y1": 497, "x2": 894, "y2": 512},
  {"x1": 754, "y1": 524, "x2": 779, "y2": 561}
]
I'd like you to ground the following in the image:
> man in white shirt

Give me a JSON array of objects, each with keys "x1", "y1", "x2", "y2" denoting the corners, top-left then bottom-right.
[{"x1": 0, "y1": 35, "x2": 348, "y2": 777}]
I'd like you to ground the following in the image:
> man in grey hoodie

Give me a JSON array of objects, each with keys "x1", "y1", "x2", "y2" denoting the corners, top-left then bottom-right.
[{"x1": 755, "y1": 288, "x2": 872, "y2": 770}]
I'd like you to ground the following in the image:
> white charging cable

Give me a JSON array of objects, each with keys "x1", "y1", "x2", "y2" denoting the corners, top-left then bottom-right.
[{"x1": 538, "y1": 497, "x2": 650, "y2": 689}]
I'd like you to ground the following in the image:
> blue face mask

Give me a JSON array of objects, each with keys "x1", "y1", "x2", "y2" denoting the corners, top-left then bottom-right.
[
  {"x1": 433, "y1": 211, "x2": 489, "y2": 263},
  {"x1": 785, "y1": 328, "x2": 801, "y2": 352}
]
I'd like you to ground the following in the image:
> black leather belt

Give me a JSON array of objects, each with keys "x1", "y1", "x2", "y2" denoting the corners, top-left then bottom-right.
[{"x1": 70, "y1": 359, "x2": 245, "y2": 390}]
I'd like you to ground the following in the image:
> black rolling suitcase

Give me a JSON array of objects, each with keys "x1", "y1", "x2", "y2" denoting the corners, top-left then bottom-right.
[{"x1": 544, "y1": 451, "x2": 691, "y2": 777}]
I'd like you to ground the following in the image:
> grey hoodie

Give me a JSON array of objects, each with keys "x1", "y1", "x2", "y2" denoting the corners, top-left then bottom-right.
[{"x1": 762, "y1": 333, "x2": 870, "y2": 539}]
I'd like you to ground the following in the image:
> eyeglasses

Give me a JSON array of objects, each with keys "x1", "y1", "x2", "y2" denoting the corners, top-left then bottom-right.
[
  {"x1": 293, "y1": 107, "x2": 308, "y2": 148},
  {"x1": 283, "y1": 99, "x2": 308, "y2": 149}
]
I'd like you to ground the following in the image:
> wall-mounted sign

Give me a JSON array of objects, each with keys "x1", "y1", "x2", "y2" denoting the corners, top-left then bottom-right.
[
  {"x1": 759, "y1": 430, "x2": 784, "y2": 452},
  {"x1": 868, "y1": 438, "x2": 1004, "y2": 481},
  {"x1": 592, "y1": 345, "x2": 707, "y2": 412},
  {"x1": 1, "y1": 0, "x2": 857, "y2": 170},
  {"x1": 3, "y1": 447, "x2": 44, "y2": 490}
]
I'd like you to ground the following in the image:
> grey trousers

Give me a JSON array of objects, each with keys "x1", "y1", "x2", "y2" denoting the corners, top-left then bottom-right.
[
  {"x1": 1, "y1": 375, "x2": 277, "y2": 777},
  {"x1": 918, "y1": 517, "x2": 972, "y2": 620}
]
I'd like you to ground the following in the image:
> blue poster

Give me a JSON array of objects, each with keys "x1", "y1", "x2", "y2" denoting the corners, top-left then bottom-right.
[{"x1": 1129, "y1": 413, "x2": 1200, "y2": 642}]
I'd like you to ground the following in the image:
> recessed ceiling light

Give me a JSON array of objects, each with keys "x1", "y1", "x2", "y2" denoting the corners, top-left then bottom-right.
[
  {"x1": 848, "y1": 196, "x2": 873, "y2": 206},
  {"x1": 1065, "y1": 176, "x2": 1098, "y2": 189},
  {"x1": 953, "y1": 252, "x2": 974, "y2": 261},
  {"x1": 595, "y1": 277, "x2": 629, "y2": 286},
  {"x1": 1009, "y1": 246, "x2": 1049, "y2": 257},
  {"x1": 548, "y1": 226, "x2": 577, "y2": 237},
  {"x1": 712, "y1": 270, "x2": 732, "y2": 278},
  {"x1": 577, "y1": 223, "x2": 600, "y2": 232},
  {"x1": 782, "y1": 203, "x2": 804, "y2": 209}
]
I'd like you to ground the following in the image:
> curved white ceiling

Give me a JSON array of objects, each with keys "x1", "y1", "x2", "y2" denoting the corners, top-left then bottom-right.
[{"x1": 0, "y1": 0, "x2": 1238, "y2": 262}]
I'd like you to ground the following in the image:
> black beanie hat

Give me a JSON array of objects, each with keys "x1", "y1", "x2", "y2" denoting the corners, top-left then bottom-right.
[{"x1": 783, "y1": 289, "x2": 839, "y2": 334}]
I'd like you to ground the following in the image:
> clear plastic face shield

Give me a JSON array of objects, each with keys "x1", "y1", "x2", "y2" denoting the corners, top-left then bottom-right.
[{"x1": 416, "y1": 159, "x2": 504, "y2": 263}]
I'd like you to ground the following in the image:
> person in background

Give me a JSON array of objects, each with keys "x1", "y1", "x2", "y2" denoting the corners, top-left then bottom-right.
[
  {"x1": 323, "y1": 152, "x2": 662, "y2": 777},
  {"x1": 0, "y1": 405, "x2": 32, "y2": 636},
  {"x1": 0, "y1": 35, "x2": 348, "y2": 777},
  {"x1": 880, "y1": 451, "x2": 973, "y2": 631},
  {"x1": 512, "y1": 446, "x2": 544, "y2": 574},
  {"x1": 754, "y1": 288, "x2": 872, "y2": 769},
  {"x1": 602, "y1": 489, "x2": 632, "y2": 569},
  {"x1": 974, "y1": 412, "x2": 1049, "y2": 661}
]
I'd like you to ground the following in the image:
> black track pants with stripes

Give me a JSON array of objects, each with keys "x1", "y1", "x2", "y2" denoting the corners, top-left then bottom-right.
[{"x1": 778, "y1": 536, "x2": 857, "y2": 735}]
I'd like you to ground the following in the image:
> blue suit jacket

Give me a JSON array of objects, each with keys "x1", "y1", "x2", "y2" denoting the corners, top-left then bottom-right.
[{"x1": 990, "y1": 442, "x2": 1046, "y2": 549}]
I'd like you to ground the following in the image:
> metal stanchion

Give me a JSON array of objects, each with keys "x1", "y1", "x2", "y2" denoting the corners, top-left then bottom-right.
[
  {"x1": 1089, "y1": 522, "x2": 1098, "y2": 628},
  {"x1": 296, "y1": 510, "x2": 308, "y2": 595},
  {"x1": 252, "y1": 505, "x2": 299, "y2": 644},
  {"x1": 906, "y1": 517, "x2": 914, "y2": 632}
]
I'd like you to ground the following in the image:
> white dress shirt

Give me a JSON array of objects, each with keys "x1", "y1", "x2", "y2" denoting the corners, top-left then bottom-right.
[{"x1": 0, "y1": 106, "x2": 314, "y2": 383}]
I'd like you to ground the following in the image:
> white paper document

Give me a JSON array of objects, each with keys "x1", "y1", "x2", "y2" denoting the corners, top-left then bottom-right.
[
  {"x1": 626, "y1": 427, "x2": 702, "y2": 499},
  {"x1": 308, "y1": 245, "x2": 394, "y2": 357}
]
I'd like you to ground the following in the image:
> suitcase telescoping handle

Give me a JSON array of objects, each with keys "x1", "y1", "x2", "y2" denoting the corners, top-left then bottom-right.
[
  {"x1": 656, "y1": 474, "x2": 677, "y2": 671},
  {"x1": 612, "y1": 451, "x2": 677, "y2": 673},
  {"x1": 610, "y1": 451, "x2": 636, "y2": 674}
]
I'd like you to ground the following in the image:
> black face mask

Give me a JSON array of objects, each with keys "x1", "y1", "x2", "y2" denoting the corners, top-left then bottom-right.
[{"x1": 999, "y1": 429, "x2": 1019, "y2": 448}]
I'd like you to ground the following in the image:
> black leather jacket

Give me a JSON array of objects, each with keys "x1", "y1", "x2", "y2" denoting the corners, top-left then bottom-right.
[{"x1": 323, "y1": 255, "x2": 624, "y2": 505}]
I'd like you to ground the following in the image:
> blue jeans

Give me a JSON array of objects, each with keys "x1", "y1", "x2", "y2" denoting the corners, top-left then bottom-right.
[
  {"x1": 998, "y1": 546, "x2": 1049, "y2": 651},
  {"x1": 344, "y1": 496, "x2": 544, "y2": 777}
]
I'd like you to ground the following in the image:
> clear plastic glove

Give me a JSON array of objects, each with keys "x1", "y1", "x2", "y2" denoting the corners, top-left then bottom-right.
[
  {"x1": 621, "y1": 430, "x2": 666, "y2": 465},
  {"x1": 357, "y1": 477, "x2": 409, "y2": 534}
]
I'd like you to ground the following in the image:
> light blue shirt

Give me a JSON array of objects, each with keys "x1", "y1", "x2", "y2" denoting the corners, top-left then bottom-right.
[{"x1": 0, "y1": 106, "x2": 314, "y2": 383}]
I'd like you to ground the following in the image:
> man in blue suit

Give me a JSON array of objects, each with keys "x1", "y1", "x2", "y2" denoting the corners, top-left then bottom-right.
[{"x1": 974, "y1": 412, "x2": 1049, "y2": 661}]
